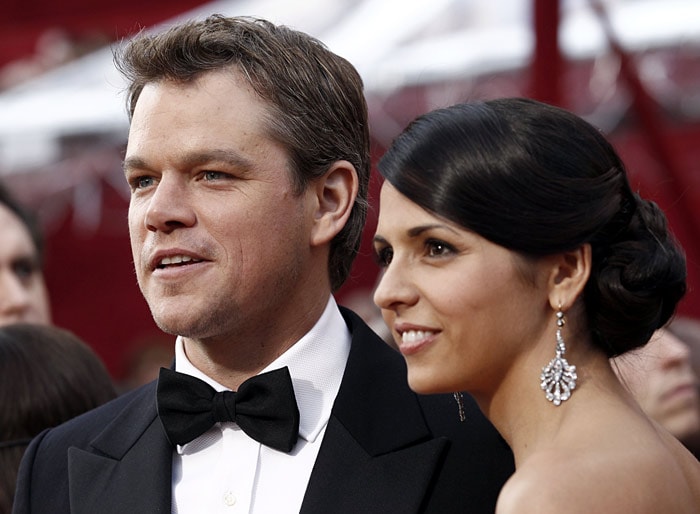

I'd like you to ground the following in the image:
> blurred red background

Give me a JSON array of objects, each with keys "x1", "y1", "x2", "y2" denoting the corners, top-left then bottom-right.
[{"x1": 2, "y1": 0, "x2": 699, "y2": 381}]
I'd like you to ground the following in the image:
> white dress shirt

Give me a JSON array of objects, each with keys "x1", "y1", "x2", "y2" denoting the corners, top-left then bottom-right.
[{"x1": 171, "y1": 296, "x2": 351, "y2": 514}]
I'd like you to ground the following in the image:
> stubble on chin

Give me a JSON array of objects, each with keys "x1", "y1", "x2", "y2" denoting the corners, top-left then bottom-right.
[{"x1": 148, "y1": 293, "x2": 238, "y2": 342}]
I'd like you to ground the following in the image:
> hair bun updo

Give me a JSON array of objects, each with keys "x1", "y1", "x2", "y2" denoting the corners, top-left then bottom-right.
[{"x1": 586, "y1": 194, "x2": 686, "y2": 357}]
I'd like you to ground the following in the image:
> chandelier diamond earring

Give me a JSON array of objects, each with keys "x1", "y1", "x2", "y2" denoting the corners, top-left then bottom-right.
[{"x1": 540, "y1": 306, "x2": 577, "y2": 405}]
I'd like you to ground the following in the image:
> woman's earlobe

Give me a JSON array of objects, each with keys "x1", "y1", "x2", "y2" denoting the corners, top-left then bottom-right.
[{"x1": 548, "y1": 244, "x2": 592, "y2": 311}]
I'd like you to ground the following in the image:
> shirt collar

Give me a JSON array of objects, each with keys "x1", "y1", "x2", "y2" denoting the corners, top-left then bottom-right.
[{"x1": 175, "y1": 296, "x2": 351, "y2": 443}]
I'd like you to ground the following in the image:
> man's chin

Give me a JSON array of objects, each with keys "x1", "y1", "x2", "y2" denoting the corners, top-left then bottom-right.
[
  {"x1": 150, "y1": 311, "x2": 198, "y2": 337},
  {"x1": 151, "y1": 311, "x2": 223, "y2": 341}
]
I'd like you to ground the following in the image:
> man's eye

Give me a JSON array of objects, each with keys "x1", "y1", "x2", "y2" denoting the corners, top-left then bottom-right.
[
  {"x1": 203, "y1": 171, "x2": 226, "y2": 181},
  {"x1": 134, "y1": 176, "x2": 154, "y2": 189}
]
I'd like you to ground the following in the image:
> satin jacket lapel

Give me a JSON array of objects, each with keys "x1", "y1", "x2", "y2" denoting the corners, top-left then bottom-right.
[
  {"x1": 300, "y1": 309, "x2": 448, "y2": 514},
  {"x1": 68, "y1": 383, "x2": 173, "y2": 514}
]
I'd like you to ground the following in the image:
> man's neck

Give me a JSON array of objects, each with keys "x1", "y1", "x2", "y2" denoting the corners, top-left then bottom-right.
[{"x1": 179, "y1": 294, "x2": 331, "y2": 390}]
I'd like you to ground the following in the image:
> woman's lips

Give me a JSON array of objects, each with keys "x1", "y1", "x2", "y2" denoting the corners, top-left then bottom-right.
[{"x1": 397, "y1": 329, "x2": 438, "y2": 356}]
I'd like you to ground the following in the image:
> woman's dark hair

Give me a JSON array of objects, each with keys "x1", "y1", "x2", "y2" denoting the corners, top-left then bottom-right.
[
  {"x1": 0, "y1": 324, "x2": 116, "y2": 511},
  {"x1": 378, "y1": 98, "x2": 686, "y2": 357}
]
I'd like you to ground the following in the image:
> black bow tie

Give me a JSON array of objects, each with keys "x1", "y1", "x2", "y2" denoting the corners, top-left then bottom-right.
[{"x1": 156, "y1": 367, "x2": 300, "y2": 453}]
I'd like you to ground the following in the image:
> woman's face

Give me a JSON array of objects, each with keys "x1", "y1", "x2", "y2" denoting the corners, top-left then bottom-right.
[
  {"x1": 373, "y1": 182, "x2": 551, "y2": 395},
  {"x1": 0, "y1": 204, "x2": 51, "y2": 326}
]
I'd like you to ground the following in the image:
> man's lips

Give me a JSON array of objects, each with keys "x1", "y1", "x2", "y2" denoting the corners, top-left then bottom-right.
[
  {"x1": 148, "y1": 250, "x2": 207, "y2": 271},
  {"x1": 156, "y1": 254, "x2": 203, "y2": 269}
]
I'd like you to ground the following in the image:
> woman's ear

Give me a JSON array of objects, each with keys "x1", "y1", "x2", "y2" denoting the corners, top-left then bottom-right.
[
  {"x1": 309, "y1": 160, "x2": 359, "y2": 247},
  {"x1": 548, "y1": 244, "x2": 592, "y2": 311}
]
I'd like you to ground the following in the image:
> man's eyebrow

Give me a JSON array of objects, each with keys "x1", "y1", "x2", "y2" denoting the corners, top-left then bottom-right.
[
  {"x1": 181, "y1": 149, "x2": 254, "y2": 171},
  {"x1": 122, "y1": 150, "x2": 254, "y2": 175},
  {"x1": 122, "y1": 156, "x2": 148, "y2": 174}
]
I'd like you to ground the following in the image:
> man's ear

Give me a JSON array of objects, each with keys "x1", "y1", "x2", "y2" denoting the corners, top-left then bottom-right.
[
  {"x1": 548, "y1": 244, "x2": 592, "y2": 311},
  {"x1": 309, "y1": 160, "x2": 359, "y2": 247}
]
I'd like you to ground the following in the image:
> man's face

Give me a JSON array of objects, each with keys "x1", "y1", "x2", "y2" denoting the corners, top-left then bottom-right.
[
  {"x1": 0, "y1": 204, "x2": 51, "y2": 325},
  {"x1": 124, "y1": 70, "x2": 320, "y2": 349}
]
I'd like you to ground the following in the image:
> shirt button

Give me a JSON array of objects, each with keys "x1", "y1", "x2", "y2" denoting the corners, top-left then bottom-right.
[{"x1": 223, "y1": 491, "x2": 237, "y2": 507}]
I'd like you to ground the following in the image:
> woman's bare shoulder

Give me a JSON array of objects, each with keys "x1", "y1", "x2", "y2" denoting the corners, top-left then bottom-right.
[{"x1": 496, "y1": 436, "x2": 700, "y2": 514}]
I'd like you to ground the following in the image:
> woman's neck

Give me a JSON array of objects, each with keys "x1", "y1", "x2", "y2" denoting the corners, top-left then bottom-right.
[{"x1": 477, "y1": 342, "x2": 617, "y2": 467}]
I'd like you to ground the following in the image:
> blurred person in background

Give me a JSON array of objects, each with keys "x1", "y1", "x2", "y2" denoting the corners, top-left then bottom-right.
[
  {"x1": 614, "y1": 325, "x2": 700, "y2": 458},
  {"x1": 0, "y1": 323, "x2": 116, "y2": 514},
  {"x1": 0, "y1": 181, "x2": 51, "y2": 326},
  {"x1": 668, "y1": 315, "x2": 700, "y2": 384}
]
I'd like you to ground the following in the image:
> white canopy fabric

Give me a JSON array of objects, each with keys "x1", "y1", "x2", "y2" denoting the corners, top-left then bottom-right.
[{"x1": 1, "y1": 0, "x2": 699, "y2": 173}]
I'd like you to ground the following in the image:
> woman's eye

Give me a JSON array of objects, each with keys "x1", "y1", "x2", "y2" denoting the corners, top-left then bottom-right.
[
  {"x1": 12, "y1": 258, "x2": 38, "y2": 282},
  {"x1": 427, "y1": 240, "x2": 452, "y2": 257},
  {"x1": 373, "y1": 246, "x2": 394, "y2": 267}
]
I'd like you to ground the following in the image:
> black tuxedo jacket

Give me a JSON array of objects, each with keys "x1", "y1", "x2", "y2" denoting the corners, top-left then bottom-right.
[{"x1": 13, "y1": 309, "x2": 513, "y2": 513}]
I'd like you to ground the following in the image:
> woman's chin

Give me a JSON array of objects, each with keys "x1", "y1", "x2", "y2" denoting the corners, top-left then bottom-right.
[{"x1": 407, "y1": 371, "x2": 454, "y2": 395}]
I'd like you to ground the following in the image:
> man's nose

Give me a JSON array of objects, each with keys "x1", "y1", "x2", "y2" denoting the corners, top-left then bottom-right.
[{"x1": 143, "y1": 176, "x2": 196, "y2": 233}]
